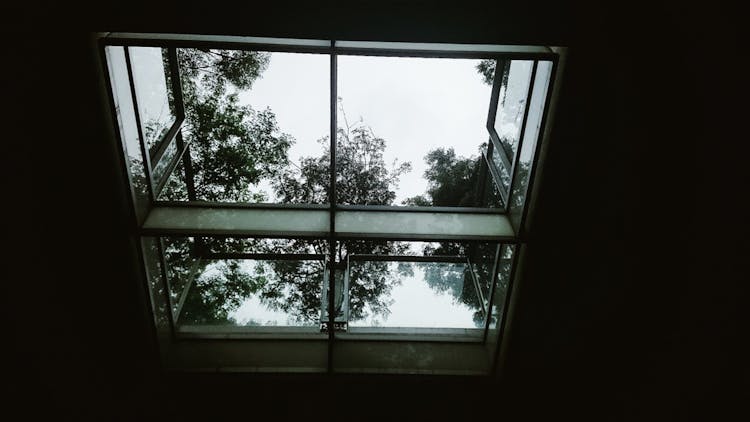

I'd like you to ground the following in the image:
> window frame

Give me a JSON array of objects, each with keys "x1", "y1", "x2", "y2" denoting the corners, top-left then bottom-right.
[{"x1": 98, "y1": 32, "x2": 564, "y2": 375}]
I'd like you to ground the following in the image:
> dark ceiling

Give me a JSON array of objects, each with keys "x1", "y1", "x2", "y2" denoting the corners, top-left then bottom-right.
[{"x1": 3, "y1": 1, "x2": 744, "y2": 420}]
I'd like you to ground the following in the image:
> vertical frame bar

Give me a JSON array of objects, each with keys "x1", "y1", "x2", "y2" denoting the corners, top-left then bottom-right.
[
  {"x1": 490, "y1": 242, "x2": 522, "y2": 374},
  {"x1": 327, "y1": 42, "x2": 337, "y2": 373},
  {"x1": 482, "y1": 243, "x2": 503, "y2": 343}
]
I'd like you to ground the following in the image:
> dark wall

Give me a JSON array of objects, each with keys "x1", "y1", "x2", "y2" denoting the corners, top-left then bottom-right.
[{"x1": 4, "y1": 1, "x2": 744, "y2": 420}]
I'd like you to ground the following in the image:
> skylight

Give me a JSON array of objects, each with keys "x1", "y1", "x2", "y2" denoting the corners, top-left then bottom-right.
[{"x1": 100, "y1": 33, "x2": 563, "y2": 374}]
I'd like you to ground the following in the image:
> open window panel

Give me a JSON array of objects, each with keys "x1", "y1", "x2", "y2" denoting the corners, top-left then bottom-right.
[
  {"x1": 149, "y1": 236, "x2": 331, "y2": 340},
  {"x1": 323, "y1": 240, "x2": 512, "y2": 342},
  {"x1": 483, "y1": 59, "x2": 554, "y2": 216},
  {"x1": 104, "y1": 46, "x2": 186, "y2": 203},
  {"x1": 154, "y1": 48, "x2": 331, "y2": 205}
]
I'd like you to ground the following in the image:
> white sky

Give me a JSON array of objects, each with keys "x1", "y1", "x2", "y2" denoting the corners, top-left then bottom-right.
[
  {"x1": 227, "y1": 259, "x2": 477, "y2": 328},
  {"x1": 239, "y1": 53, "x2": 494, "y2": 203}
]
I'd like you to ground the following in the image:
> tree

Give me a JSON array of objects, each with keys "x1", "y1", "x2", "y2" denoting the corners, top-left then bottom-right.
[
  {"x1": 161, "y1": 48, "x2": 292, "y2": 203},
  {"x1": 158, "y1": 48, "x2": 292, "y2": 324},
  {"x1": 476, "y1": 59, "x2": 509, "y2": 89},
  {"x1": 263, "y1": 102, "x2": 414, "y2": 324},
  {"x1": 403, "y1": 147, "x2": 483, "y2": 207}
]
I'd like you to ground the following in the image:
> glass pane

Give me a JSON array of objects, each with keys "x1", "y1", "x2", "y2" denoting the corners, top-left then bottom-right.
[
  {"x1": 493, "y1": 60, "x2": 534, "y2": 158},
  {"x1": 335, "y1": 40, "x2": 550, "y2": 54},
  {"x1": 490, "y1": 140, "x2": 512, "y2": 192},
  {"x1": 509, "y1": 61, "x2": 553, "y2": 231},
  {"x1": 143, "y1": 207, "x2": 330, "y2": 237},
  {"x1": 348, "y1": 261, "x2": 481, "y2": 328},
  {"x1": 339, "y1": 240, "x2": 498, "y2": 329},
  {"x1": 335, "y1": 210, "x2": 513, "y2": 239},
  {"x1": 489, "y1": 244, "x2": 515, "y2": 330},
  {"x1": 158, "y1": 157, "x2": 189, "y2": 201},
  {"x1": 487, "y1": 244, "x2": 516, "y2": 358},
  {"x1": 151, "y1": 135, "x2": 178, "y2": 184},
  {"x1": 141, "y1": 237, "x2": 170, "y2": 330},
  {"x1": 177, "y1": 48, "x2": 329, "y2": 204},
  {"x1": 162, "y1": 236, "x2": 328, "y2": 327},
  {"x1": 129, "y1": 47, "x2": 176, "y2": 155},
  {"x1": 105, "y1": 46, "x2": 149, "y2": 223},
  {"x1": 337, "y1": 55, "x2": 493, "y2": 207}
]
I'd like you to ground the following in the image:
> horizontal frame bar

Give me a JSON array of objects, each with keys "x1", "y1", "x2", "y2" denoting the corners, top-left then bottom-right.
[
  {"x1": 102, "y1": 33, "x2": 557, "y2": 60},
  {"x1": 176, "y1": 325, "x2": 327, "y2": 341},
  {"x1": 349, "y1": 254, "x2": 470, "y2": 263},
  {"x1": 338, "y1": 327, "x2": 484, "y2": 343},
  {"x1": 142, "y1": 207, "x2": 515, "y2": 240},
  {"x1": 337, "y1": 204, "x2": 504, "y2": 214},
  {"x1": 104, "y1": 32, "x2": 333, "y2": 54},
  {"x1": 196, "y1": 252, "x2": 326, "y2": 261},
  {"x1": 153, "y1": 200, "x2": 330, "y2": 210}
]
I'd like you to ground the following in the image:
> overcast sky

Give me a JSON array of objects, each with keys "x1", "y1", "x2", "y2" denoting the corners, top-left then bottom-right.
[
  {"x1": 239, "y1": 52, "x2": 497, "y2": 203},
  {"x1": 228, "y1": 259, "x2": 479, "y2": 328}
]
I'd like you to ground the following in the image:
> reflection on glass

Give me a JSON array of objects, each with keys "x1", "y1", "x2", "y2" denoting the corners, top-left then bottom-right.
[
  {"x1": 158, "y1": 158, "x2": 189, "y2": 201},
  {"x1": 489, "y1": 244, "x2": 515, "y2": 330},
  {"x1": 141, "y1": 237, "x2": 170, "y2": 329},
  {"x1": 337, "y1": 55, "x2": 493, "y2": 207},
  {"x1": 348, "y1": 261, "x2": 483, "y2": 329},
  {"x1": 151, "y1": 136, "x2": 178, "y2": 184},
  {"x1": 176, "y1": 258, "x2": 323, "y2": 326},
  {"x1": 129, "y1": 47, "x2": 176, "y2": 155},
  {"x1": 509, "y1": 61, "x2": 553, "y2": 230},
  {"x1": 344, "y1": 240, "x2": 498, "y2": 329},
  {"x1": 493, "y1": 60, "x2": 533, "y2": 158},
  {"x1": 106, "y1": 46, "x2": 150, "y2": 222},
  {"x1": 491, "y1": 142, "x2": 512, "y2": 191},
  {"x1": 163, "y1": 236, "x2": 328, "y2": 326},
  {"x1": 174, "y1": 49, "x2": 329, "y2": 204}
]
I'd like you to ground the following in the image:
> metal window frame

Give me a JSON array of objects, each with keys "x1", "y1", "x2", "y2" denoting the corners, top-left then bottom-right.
[{"x1": 98, "y1": 32, "x2": 562, "y2": 375}]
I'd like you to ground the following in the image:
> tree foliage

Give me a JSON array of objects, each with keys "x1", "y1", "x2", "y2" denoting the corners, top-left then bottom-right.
[{"x1": 264, "y1": 105, "x2": 413, "y2": 323}]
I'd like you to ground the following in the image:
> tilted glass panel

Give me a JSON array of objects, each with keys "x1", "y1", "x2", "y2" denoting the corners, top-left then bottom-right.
[
  {"x1": 151, "y1": 135, "x2": 178, "y2": 184},
  {"x1": 336, "y1": 55, "x2": 494, "y2": 207},
  {"x1": 339, "y1": 240, "x2": 498, "y2": 330},
  {"x1": 173, "y1": 49, "x2": 329, "y2": 204},
  {"x1": 489, "y1": 244, "x2": 515, "y2": 331},
  {"x1": 509, "y1": 61, "x2": 553, "y2": 231},
  {"x1": 347, "y1": 261, "x2": 481, "y2": 328},
  {"x1": 493, "y1": 60, "x2": 534, "y2": 159},
  {"x1": 490, "y1": 142, "x2": 512, "y2": 192},
  {"x1": 128, "y1": 47, "x2": 176, "y2": 155},
  {"x1": 141, "y1": 237, "x2": 171, "y2": 333},
  {"x1": 486, "y1": 244, "x2": 516, "y2": 359},
  {"x1": 105, "y1": 46, "x2": 150, "y2": 223},
  {"x1": 162, "y1": 236, "x2": 328, "y2": 327}
]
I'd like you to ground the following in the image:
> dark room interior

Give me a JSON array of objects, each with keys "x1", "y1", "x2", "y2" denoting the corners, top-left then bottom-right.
[{"x1": 3, "y1": 1, "x2": 744, "y2": 420}]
